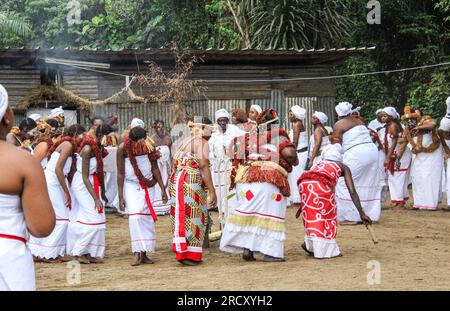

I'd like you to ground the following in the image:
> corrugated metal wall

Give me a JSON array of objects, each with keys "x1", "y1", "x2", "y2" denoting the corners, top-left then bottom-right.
[
  {"x1": 285, "y1": 96, "x2": 336, "y2": 132},
  {"x1": 0, "y1": 66, "x2": 41, "y2": 107},
  {"x1": 81, "y1": 96, "x2": 334, "y2": 133},
  {"x1": 85, "y1": 100, "x2": 209, "y2": 132}
]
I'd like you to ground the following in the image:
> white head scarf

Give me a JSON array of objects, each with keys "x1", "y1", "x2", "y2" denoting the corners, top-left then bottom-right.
[
  {"x1": 335, "y1": 101, "x2": 354, "y2": 117},
  {"x1": 28, "y1": 113, "x2": 42, "y2": 122},
  {"x1": 313, "y1": 111, "x2": 328, "y2": 124},
  {"x1": 290, "y1": 105, "x2": 306, "y2": 120},
  {"x1": 382, "y1": 107, "x2": 398, "y2": 119},
  {"x1": 376, "y1": 109, "x2": 383, "y2": 115},
  {"x1": 215, "y1": 109, "x2": 230, "y2": 122},
  {"x1": 0, "y1": 84, "x2": 8, "y2": 121},
  {"x1": 130, "y1": 118, "x2": 145, "y2": 129},
  {"x1": 446, "y1": 96, "x2": 450, "y2": 116},
  {"x1": 250, "y1": 104, "x2": 262, "y2": 114},
  {"x1": 50, "y1": 106, "x2": 64, "y2": 117},
  {"x1": 321, "y1": 144, "x2": 343, "y2": 162}
]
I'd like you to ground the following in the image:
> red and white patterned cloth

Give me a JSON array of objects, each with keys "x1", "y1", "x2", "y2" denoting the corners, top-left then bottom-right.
[{"x1": 298, "y1": 160, "x2": 342, "y2": 258}]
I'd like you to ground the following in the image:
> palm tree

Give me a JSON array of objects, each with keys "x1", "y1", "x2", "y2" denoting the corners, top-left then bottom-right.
[
  {"x1": 247, "y1": 0, "x2": 354, "y2": 49},
  {"x1": 0, "y1": 11, "x2": 31, "y2": 38}
]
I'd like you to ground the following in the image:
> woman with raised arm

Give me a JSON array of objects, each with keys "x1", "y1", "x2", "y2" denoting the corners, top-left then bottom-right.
[
  {"x1": 170, "y1": 117, "x2": 217, "y2": 266},
  {"x1": 69, "y1": 124, "x2": 112, "y2": 264},
  {"x1": 0, "y1": 84, "x2": 54, "y2": 290}
]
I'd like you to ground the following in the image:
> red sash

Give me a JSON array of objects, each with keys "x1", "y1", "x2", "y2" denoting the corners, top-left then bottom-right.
[
  {"x1": 0, "y1": 233, "x2": 26, "y2": 244},
  {"x1": 93, "y1": 173, "x2": 103, "y2": 214},
  {"x1": 140, "y1": 184, "x2": 158, "y2": 222}
]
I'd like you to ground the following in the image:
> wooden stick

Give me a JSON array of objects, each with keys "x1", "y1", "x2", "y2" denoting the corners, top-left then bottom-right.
[{"x1": 365, "y1": 224, "x2": 379, "y2": 244}]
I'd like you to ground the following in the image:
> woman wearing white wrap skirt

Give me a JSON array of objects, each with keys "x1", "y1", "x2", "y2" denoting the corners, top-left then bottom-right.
[
  {"x1": 69, "y1": 124, "x2": 112, "y2": 264},
  {"x1": 151, "y1": 120, "x2": 173, "y2": 215},
  {"x1": 29, "y1": 125, "x2": 86, "y2": 262},
  {"x1": 102, "y1": 133, "x2": 119, "y2": 211},
  {"x1": 287, "y1": 105, "x2": 308, "y2": 205},
  {"x1": 402, "y1": 106, "x2": 443, "y2": 211},
  {"x1": 333, "y1": 102, "x2": 381, "y2": 223},
  {"x1": 307, "y1": 111, "x2": 330, "y2": 169},
  {"x1": 380, "y1": 107, "x2": 412, "y2": 209},
  {"x1": 118, "y1": 126, "x2": 167, "y2": 266},
  {"x1": 0, "y1": 84, "x2": 54, "y2": 291}
]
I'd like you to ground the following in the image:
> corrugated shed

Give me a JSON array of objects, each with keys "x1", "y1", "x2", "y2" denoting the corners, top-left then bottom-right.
[
  {"x1": 207, "y1": 99, "x2": 246, "y2": 120},
  {"x1": 63, "y1": 69, "x2": 99, "y2": 100},
  {"x1": 0, "y1": 66, "x2": 40, "y2": 107},
  {"x1": 86, "y1": 100, "x2": 209, "y2": 132}
]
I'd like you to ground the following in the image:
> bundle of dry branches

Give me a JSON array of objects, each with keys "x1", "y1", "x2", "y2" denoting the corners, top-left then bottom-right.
[{"x1": 133, "y1": 43, "x2": 207, "y2": 125}]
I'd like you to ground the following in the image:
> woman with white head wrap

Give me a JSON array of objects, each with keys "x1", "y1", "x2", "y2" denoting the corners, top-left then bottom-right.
[
  {"x1": 210, "y1": 109, "x2": 244, "y2": 216},
  {"x1": 248, "y1": 104, "x2": 262, "y2": 123},
  {"x1": 0, "y1": 84, "x2": 55, "y2": 290},
  {"x1": 297, "y1": 143, "x2": 372, "y2": 259},
  {"x1": 287, "y1": 105, "x2": 308, "y2": 205},
  {"x1": 307, "y1": 111, "x2": 330, "y2": 169},
  {"x1": 368, "y1": 108, "x2": 384, "y2": 131},
  {"x1": 333, "y1": 101, "x2": 381, "y2": 223},
  {"x1": 380, "y1": 107, "x2": 412, "y2": 209}
]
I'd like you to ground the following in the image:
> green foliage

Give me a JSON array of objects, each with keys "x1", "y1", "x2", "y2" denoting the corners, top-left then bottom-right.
[
  {"x1": 335, "y1": 57, "x2": 389, "y2": 121},
  {"x1": 0, "y1": 11, "x2": 32, "y2": 46}
]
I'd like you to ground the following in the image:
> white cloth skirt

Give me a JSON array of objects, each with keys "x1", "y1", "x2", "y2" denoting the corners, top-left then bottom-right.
[
  {"x1": 0, "y1": 239, "x2": 35, "y2": 291},
  {"x1": 288, "y1": 150, "x2": 308, "y2": 204},
  {"x1": 153, "y1": 159, "x2": 171, "y2": 216},
  {"x1": 124, "y1": 180, "x2": 156, "y2": 253},
  {"x1": 220, "y1": 182, "x2": 287, "y2": 258},
  {"x1": 336, "y1": 143, "x2": 381, "y2": 222},
  {"x1": 68, "y1": 172, "x2": 106, "y2": 258},
  {"x1": 104, "y1": 171, "x2": 118, "y2": 207},
  {"x1": 388, "y1": 148, "x2": 411, "y2": 204},
  {"x1": 410, "y1": 147, "x2": 443, "y2": 210},
  {"x1": 29, "y1": 171, "x2": 69, "y2": 259},
  {"x1": 304, "y1": 236, "x2": 341, "y2": 259}
]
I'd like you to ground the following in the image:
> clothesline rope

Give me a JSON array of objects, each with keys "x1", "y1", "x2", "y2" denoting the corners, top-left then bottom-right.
[{"x1": 58, "y1": 61, "x2": 450, "y2": 83}]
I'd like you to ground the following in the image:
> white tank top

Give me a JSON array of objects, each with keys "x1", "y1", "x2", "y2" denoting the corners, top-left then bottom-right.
[
  {"x1": 309, "y1": 130, "x2": 330, "y2": 155},
  {"x1": 0, "y1": 194, "x2": 27, "y2": 240},
  {"x1": 46, "y1": 152, "x2": 73, "y2": 176},
  {"x1": 75, "y1": 154, "x2": 97, "y2": 175},
  {"x1": 342, "y1": 125, "x2": 373, "y2": 152},
  {"x1": 125, "y1": 155, "x2": 153, "y2": 183},
  {"x1": 289, "y1": 130, "x2": 308, "y2": 150}
]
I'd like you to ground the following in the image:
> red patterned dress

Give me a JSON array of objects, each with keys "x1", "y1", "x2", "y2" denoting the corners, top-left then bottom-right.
[{"x1": 298, "y1": 160, "x2": 342, "y2": 258}]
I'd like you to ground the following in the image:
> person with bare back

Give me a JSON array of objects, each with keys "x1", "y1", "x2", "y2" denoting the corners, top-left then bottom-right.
[
  {"x1": 0, "y1": 84, "x2": 54, "y2": 290},
  {"x1": 333, "y1": 102, "x2": 381, "y2": 224},
  {"x1": 169, "y1": 117, "x2": 217, "y2": 266}
]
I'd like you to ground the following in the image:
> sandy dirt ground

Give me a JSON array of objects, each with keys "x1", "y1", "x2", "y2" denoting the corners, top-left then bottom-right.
[{"x1": 35, "y1": 201, "x2": 450, "y2": 291}]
